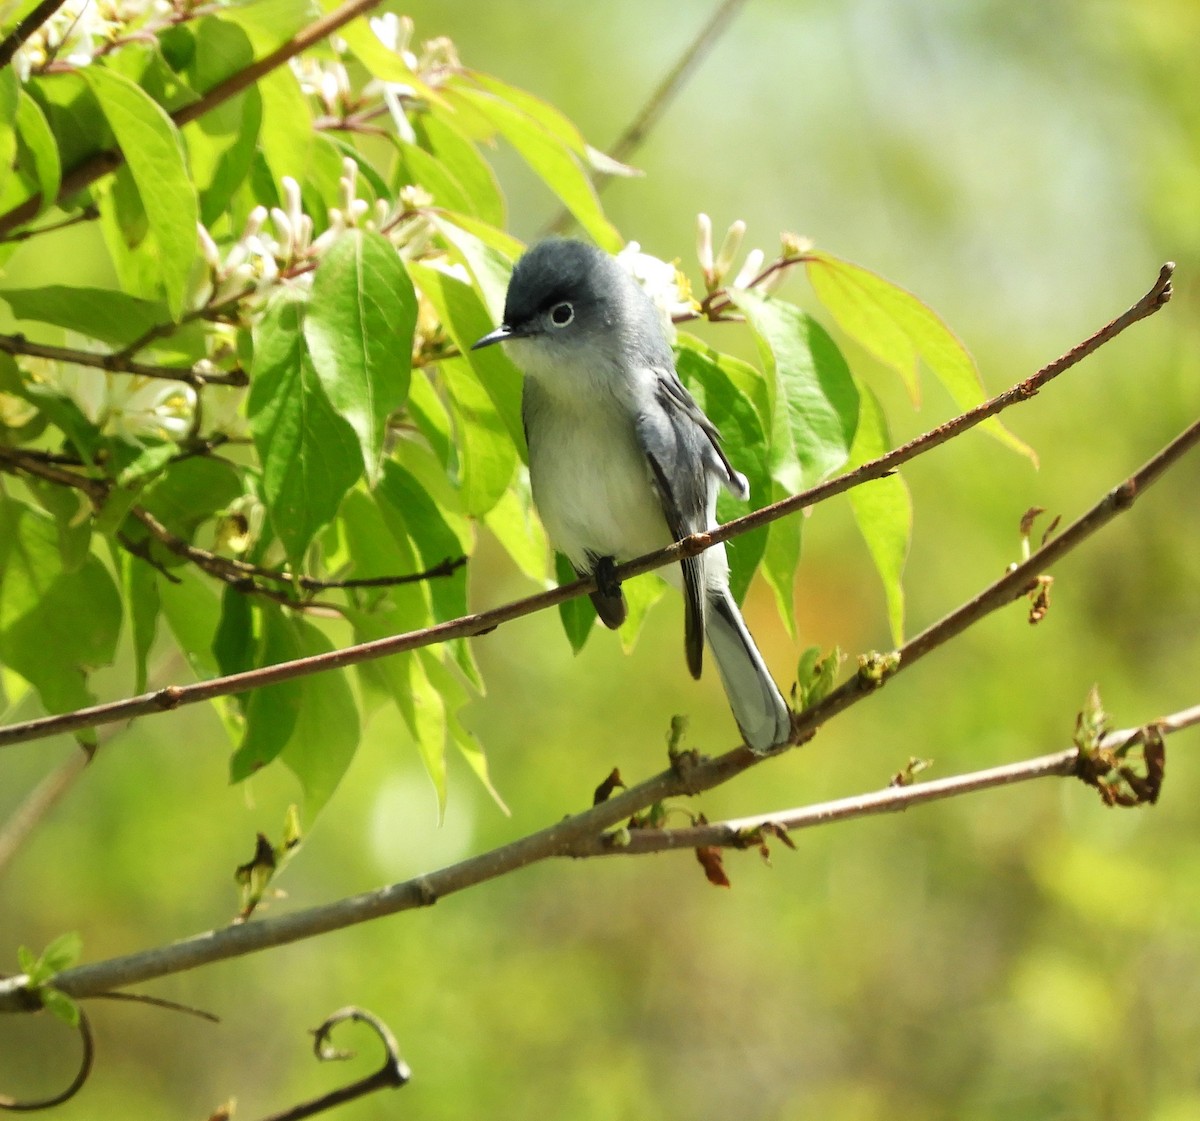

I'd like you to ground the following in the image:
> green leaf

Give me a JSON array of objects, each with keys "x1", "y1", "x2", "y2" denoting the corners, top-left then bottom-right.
[
  {"x1": 119, "y1": 549, "x2": 160, "y2": 695},
  {"x1": 157, "y1": 565, "x2": 223, "y2": 680},
  {"x1": 324, "y1": 6, "x2": 430, "y2": 94},
  {"x1": 731, "y1": 289, "x2": 860, "y2": 492},
  {"x1": 760, "y1": 487, "x2": 803, "y2": 638},
  {"x1": 419, "y1": 649, "x2": 507, "y2": 813},
  {"x1": 675, "y1": 339, "x2": 771, "y2": 604},
  {"x1": 555, "y1": 551, "x2": 595, "y2": 653},
  {"x1": 38, "y1": 931, "x2": 82, "y2": 976},
  {"x1": 304, "y1": 229, "x2": 416, "y2": 483},
  {"x1": 0, "y1": 498, "x2": 121, "y2": 718},
  {"x1": 376, "y1": 461, "x2": 477, "y2": 684},
  {"x1": 231, "y1": 606, "x2": 359, "y2": 819},
  {"x1": 0, "y1": 286, "x2": 168, "y2": 348},
  {"x1": 14, "y1": 91, "x2": 61, "y2": 215},
  {"x1": 0, "y1": 69, "x2": 17, "y2": 207},
  {"x1": 39, "y1": 988, "x2": 81, "y2": 1028},
  {"x1": 256, "y1": 65, "x2": 313, "y2": 186},
  {"x1": 805, "y1": 250, "x2": 1035, "y2": 462},
  {"x1": 414, "y1": 111, "x2": 503, "y2": 228},
  {"x1": 81, "y1": 66, "x2": 199, "y2": 320},
  {"x1": 247, "y1": 288, "x2": 362, "y2": 568},
  {"x1": 139, "y1": 456, "x2": 243, "y2": 543},
  {"x1": 846, "y1": 385, "x2": 911, "y2": 645},
  {"x1": 616, "y1": 571, "x2": 666, "y2": 655},
  {"x1": 212, "y1": 584, "x2": 256, "y2": 681},
  {"x1": 349, "y1": 606, "x2": 449, "y2": 814},
  {"x1": 410, "y1": 263, "x2": 518, "y2": 514},
  {"x1": 450, "y1": 84, "x2": 621, "y2": 252},
  {"x1": 410, "y1": 253, "x2": 524, "y2": 449},
  {"x1": 483, "y1": 478, "x2": 549, "y2": 584},
  {"x1": 181, "y1": 16, "x2": 261, "y2": 226}
]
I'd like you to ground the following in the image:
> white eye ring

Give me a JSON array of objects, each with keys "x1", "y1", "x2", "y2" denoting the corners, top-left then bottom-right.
[{"x1": 549, "y1": 302, "x2": 574, "y2": 327}]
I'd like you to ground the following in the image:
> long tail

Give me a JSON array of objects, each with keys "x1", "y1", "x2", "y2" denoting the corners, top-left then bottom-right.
[{"x1": 704, "y1": 587, "x2": 791, "y2": 752}]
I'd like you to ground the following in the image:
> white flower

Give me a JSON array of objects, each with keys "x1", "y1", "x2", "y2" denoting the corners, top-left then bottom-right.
[
  {"x1": 103, "y1": 377, "x2": 196, "y2": 445},
  {"x1": 615, "y1": 242, "x2": 699, "y2": 340}
]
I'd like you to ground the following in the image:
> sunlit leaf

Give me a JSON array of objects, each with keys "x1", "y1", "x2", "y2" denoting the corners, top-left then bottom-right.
[
  {"x1": 732, "y1": 289, "x2": 860, "y2": 492},
  {"x1": 847, "y1": 385, "x2": 911, "y2": 645},
  {"x1": 805, "y1": 250, "x2": 1035, "y2": 462},
  {"x1": 14, "y1": 91, "x2": 61, "y2": 215},
  {"x1": 304, "y1": 229, "x2": 416, "y2": 483},
  {"x1": 247, "y1": 288, "x2": 362, "y2": 567},
  {"x1": 0, "y1": 286, "x2": 168, "y2": 348},
  {"x1": 0, "y1": 498, "x2": 121, "y2": 718},
  {"x1": 81, "y1": 66, "x2": 198, "y2": 320},
  {"x1": 449, "y1": 83, "x2": 621, "y2": 251}
]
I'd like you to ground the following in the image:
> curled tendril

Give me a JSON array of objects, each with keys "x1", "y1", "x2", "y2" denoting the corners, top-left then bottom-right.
[
  {"x1": 0, "y1": 1006, "x2": 94, "y2": 1112},
  {"x1": 252, "y1": 1006, "x2": 410, "y2": 1121}
]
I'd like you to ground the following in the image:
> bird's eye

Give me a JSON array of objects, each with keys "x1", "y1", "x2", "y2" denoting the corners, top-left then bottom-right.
[{"x1": 549, "y1": 302, "x2": 574, "y2": 327}]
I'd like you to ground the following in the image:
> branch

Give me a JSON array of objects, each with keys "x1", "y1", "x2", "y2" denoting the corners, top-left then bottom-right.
[
  {"x1": 0, "y1": 0, "x2": 67, "y2": 69},
  {"x1": 0, "y1": 701, "x2": 1191, "y2": 1013},
  {"x1": 0, "y1": 449, "x2": 462, "y2": 615},
  {"x1": 0, "y1": 262, "x2": 1177, "y2": 751},
  {"x1": 0, "y1": 0, "x2": 387, "y2": 238},
  {"x1": 544, "y1": 0, "x2": 748, "y2": 236},
  {"x1": 0, "y1": 333, "x2": 248, "y2": 388}
]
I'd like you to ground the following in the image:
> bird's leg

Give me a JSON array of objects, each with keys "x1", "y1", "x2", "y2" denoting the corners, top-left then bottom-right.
[
  {"x1": 594, "y1": 555, "x2": 621, "y2": 600},
  {"x1": 587, "y1": 555, "x2": 628, "y2": 630}
]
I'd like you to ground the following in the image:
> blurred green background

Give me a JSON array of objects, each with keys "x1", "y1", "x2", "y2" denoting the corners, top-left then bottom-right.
[{"x1": 3, "y1": 1, "x2": 1199, "y2": 1118}]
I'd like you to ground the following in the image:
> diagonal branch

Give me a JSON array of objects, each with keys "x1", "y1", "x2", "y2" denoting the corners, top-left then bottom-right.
[
  {"x1": 0, "y1": 0, "x2": 68, "y2": 69},
  {"x1": 0, "y1": 701, "x2": 1192, "y2": 1012},
  {"x1": 0, "y1": 262, "x2": 1177, "y2": 752},
  {"x1": 0, "y1": 333, "x2": 248, "y2": 387}
]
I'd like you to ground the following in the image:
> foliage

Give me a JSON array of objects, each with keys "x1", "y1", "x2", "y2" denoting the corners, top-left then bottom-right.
[{"x1": 0, "y1": 0, "x2": 1003, "y2": 823}]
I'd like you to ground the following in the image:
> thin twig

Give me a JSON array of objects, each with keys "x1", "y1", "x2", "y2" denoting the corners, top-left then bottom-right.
[
  {"x1": 0, "y1": 745, "x2": 92, "y2": 877},
  {"x1": 544, "y1": 0, "x2": 749, "y2": 235},
  {"x1": 0, "y1": 206, "x2": 99, "y2": 245},
  {"x1": 0, "y1": 334, "x2": 248, "y2": 388},
  {"x1": 0, "y1": 0, "x2": 388, "y2": 238},
  {"x1": 0, "y1": 699, "x2": 1192, "y2": 1012},
  {"x1": 0, "y1": 0, "x2": 68, "y2": 69},
  {"x1": 0, "y1": 263, "x2": 1176, "y2": 751}
]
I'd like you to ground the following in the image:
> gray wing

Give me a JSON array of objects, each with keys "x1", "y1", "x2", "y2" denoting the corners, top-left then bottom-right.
[{"x1": 636, "y1": 367, "x2": 743, "y2": 679}]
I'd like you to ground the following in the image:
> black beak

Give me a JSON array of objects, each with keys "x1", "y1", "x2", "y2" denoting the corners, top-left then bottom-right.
[{"x1": 471, "y1": 324, "x2": 514, "y2": 350}]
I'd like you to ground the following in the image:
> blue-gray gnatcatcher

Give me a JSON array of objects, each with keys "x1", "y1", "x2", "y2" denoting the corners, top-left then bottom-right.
[{"x1": 473, "y1": 239, "x2": 791, "y2": 752}]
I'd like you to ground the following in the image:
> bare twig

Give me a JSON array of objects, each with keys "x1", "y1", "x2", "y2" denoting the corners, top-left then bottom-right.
[
  {"x1": 0, "y1": 0, "x2": 388, "y2": 238},
  {"x1": 0, "y1": 1006, "x2": 93, "y2": 1109},
  {"x1": 0, "y1": 0, "x2": 68, "y2": 69},
  {"x1": 0, "y1": 334, "x2": 248, "y2": 388},
  {"x1": 0, "y1": 263, "x2": 1176, "y2": 752},
  {"x1": 0, "y1": 745, "x2": 93, "y2": 877},
  {"x1": 544, "y1": 0, "x2": 749, "y2": 235},
  {"x1": 0, "y1": 206, "x2": 99, "y2": 245},
  {"x1": 0, "y1": 701, "x2": 1192, "y2": 1013}
]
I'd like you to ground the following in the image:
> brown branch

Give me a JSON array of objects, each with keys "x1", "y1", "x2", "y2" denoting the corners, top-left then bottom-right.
[
  {"x1": 0, "y1": 262, "x2": 1176, "y2": 751},
  {"x1": 0, "y1": 0, "x2": 68, "y2": 69},
  {"x1": 0, "y1": 0, "x2": 387, "y2": 238},
  {"x1": 0, "y1": 205, "x2": 99, "y2": 245},
  {"x1": 0, "y1": 333, "x2": 248, "y2": 388},
  {"x1": 0, "y1": 700, "x2": 1191, "y2": 1013}
]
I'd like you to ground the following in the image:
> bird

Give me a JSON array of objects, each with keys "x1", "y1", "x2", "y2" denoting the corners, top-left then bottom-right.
[{"x1": 472, "y1": 238, "x2": 791, "y2": 752}]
